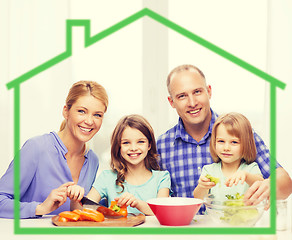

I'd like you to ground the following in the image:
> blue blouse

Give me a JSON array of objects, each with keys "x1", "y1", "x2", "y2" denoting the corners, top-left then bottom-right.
[{"x1": 0, "y1": 132, "x2": 99, "y2": 218}]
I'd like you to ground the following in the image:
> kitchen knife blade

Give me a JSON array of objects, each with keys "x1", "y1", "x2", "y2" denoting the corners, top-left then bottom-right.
[
  {"x1": 81, "y1": 196, "x2": 104, "y2": 209},
  {"x1": 81, "y1": 197, "x2": 124, "y2": 219}
]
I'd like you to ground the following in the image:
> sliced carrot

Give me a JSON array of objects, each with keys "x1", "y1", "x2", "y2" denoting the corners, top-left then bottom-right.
[{"x1": 59, "y1": 211, "x2": 80, "y2": 221}]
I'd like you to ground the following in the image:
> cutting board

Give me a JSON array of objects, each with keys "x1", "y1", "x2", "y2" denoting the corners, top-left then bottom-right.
[{"x1": 52, "y1": 213, "x2": 145, "y2": 227}]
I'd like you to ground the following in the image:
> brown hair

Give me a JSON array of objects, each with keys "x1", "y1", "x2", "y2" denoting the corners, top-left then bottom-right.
[
  {"x1": 210, "y1": 112, "x2": 257, "y2": 164},
  {"x1": 59, "y1": 80, "x2": 108, "y2": 131},
  {"x1": 167, "y1": 64, "x2": 206, "y2": 95},
  {"x1": 110, "y1": 114, "x2": 160, "y2": 192}
]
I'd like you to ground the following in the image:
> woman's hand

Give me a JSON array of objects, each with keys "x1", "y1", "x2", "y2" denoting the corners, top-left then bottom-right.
[
  {"x1": 67, "y1": 184, "x2": 85, "y2": 202},
  {"x1": 225, "y1": 170, "x2": 247, "y2": 187},
  {"x1": 35, "y1": 182, "x2": 74, "y2": 216}
]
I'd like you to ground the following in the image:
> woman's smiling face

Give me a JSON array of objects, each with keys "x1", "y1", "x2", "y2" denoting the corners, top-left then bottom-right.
[
  {"x1": 63, "y1": 94, "x2": 106, "y2": 144},
  {"x1": 120, "y1": 126, "x2": 151, "y2": 168}
]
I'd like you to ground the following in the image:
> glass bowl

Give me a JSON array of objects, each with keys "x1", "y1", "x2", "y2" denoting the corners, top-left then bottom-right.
[{"x1": 204, "y1": 195, "x2": 266, "y2": 227}]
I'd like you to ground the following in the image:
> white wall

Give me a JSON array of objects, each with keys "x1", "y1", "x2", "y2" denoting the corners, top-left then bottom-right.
[{"x1": 0, "y1": 0, "x2": 291, "y2": 229}]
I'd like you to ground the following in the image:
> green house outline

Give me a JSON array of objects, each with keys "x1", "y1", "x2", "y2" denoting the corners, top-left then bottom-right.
[{"x1": 6, "y1": 8, "x2": 284, "y2": 235}]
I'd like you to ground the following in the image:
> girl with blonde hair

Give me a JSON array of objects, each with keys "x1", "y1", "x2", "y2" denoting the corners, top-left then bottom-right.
[{"x1": 193, "y1": 112, "x2": 264, "y2": 200}]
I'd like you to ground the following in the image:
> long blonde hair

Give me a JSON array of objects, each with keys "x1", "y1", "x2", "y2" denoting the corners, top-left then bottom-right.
[
  {"x1": 59, "y1": 80, "x2": 108, "y2": 131},
  {"x1": 210, "y1": 112, "x2": 257, "y2": 164},
  {"x1": 110, "y1": 114, "x2": 160, "y2": 192}
]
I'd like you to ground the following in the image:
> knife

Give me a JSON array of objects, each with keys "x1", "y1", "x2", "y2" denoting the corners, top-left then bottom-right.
[
  {"x1": 81, "y1": 197, "x2": 124, "y2": 219},
  {"x1": 81, "y1": 196, "x2": 105, "y2": 209}
]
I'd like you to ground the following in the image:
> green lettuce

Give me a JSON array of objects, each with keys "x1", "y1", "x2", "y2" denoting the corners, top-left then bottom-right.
[{"x1": 220, "y1": 193, "x2": 259, "y2": 226}]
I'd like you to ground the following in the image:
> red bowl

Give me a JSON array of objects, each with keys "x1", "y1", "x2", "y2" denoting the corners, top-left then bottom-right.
[{"x1": 147, "y1": 197, "x2": 203, "y2": 226}]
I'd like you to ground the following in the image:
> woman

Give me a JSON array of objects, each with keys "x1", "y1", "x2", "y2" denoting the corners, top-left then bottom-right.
[{"x1": 0, "y1": 81, "x2": 108, "y2": 218}]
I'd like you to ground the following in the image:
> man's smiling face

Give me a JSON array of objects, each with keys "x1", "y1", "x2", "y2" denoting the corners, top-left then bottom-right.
[{"x1": 168, "y1": 69, "x2": 212, "y2": 131}]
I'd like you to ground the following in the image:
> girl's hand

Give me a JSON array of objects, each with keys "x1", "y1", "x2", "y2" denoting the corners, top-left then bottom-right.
[
  {"x1": 197, "y1": 175, "x2": 216, "y2": 190},
  {"x1": 35, "y1": 182, "x2": 74, "y2": 216},
  {"x1": 114, "y1": 192, "x2": 154, "y2": 216},
  {"x1": 67, "y1": 184, "x2": 85, "y2": 202},
  {"x1": 193, "y1": 174, "x2": 217, "y2": 200},
  {"x1": 225, "y1": 170, "x2": 247, "y2": 187},
  {"x1": 115, "y1": 192, "x2": 140, "y2": 208}
]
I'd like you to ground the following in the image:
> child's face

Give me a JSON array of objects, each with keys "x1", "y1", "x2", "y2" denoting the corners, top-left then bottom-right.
[
  {"x1": 215, "y1": 124, "x2": 242, "y2": 164},
  {"x1": 120, "y1": 126, "x2": 151, "y2": 168}
]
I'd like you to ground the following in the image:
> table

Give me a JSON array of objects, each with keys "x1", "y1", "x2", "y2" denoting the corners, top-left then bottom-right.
[{"x1": 1, "y1": 211, "x2": 291, "y2": 240}]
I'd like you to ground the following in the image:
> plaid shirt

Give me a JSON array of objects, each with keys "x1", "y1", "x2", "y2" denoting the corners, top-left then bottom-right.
[{"x1": 157, "y1": 109, "x2": 278, "y2": 213}]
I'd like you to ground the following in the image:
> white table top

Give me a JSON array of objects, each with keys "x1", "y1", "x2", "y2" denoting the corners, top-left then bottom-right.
[{"x1": 1, "y1": 211, "x2": 291, "y2": 240}]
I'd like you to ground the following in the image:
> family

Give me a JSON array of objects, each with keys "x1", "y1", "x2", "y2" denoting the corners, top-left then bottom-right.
[{"x1": 0, "y1": 64, "x2": 291, "y2": 218}]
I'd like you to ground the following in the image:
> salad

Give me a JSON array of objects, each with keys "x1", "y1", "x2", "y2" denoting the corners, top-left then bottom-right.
[{"x1": 220, "y1": 193, "x2": 259, "y2": 226}]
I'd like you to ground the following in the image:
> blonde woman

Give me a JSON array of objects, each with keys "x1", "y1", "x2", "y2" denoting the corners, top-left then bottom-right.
[
  {"x1": 0, "y1": 81, "x2": 108, "y2": 218},
  {"x1": 193, "y1": 112, "x2": 264, "y2": 200}
]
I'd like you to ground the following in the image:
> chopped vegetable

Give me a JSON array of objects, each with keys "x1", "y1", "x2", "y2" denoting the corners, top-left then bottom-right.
[
  {"x1": 59, "y1": 209, "x2": 105, "y2": 222},
  {"x1": 78, "y1": 209, "x2": 104, "y2": 222},
  {"x1": 225, "y1": 193, "x2": 244, "y2": 200},
  {"x1": 109, "y1": 201, "x2": 128, "y2": 217},
  {"x1": 205, "y1": 174, "x2": 220, "y2": 184},
  {"x1": 58, "y1": 216, "x2": 69, "y2": 222},
  {"x1": 72, "y1": 209, "x2": 83, "y2": 215},
  {"x1": 58, "y1": 211, "x2": 80, "y2": 221},
  {"x1": 220, "y1": 193, "x2": 259, "y2": 226},
  {"x1": 97, "y1": 206, "x2": 123, "y2": 217},
  {"x1": 111, "y1": 204, "x2": 120, "y2": 212},
  {"x1": 83, "y1": 208, "x2": 102, "y2": 215},
  {"x1": 224, "y1": 193, "x2": 244, "y2": 207}
]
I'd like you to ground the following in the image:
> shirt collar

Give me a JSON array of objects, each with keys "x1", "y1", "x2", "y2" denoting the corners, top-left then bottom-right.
[
  {"x1": 51, "y1": 131, "x2": 89, "y2": 159},
  {"x1": 51, "y1": 131, "x2": 68, "y2": 156},
  {"x1": 174, "y1": 108, "x2": 218, "y2": 144}
]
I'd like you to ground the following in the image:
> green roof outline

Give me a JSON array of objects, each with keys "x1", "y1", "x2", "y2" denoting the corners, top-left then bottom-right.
[{"x1": 7, "y1": 8, "x2": 279, "y2": 235}]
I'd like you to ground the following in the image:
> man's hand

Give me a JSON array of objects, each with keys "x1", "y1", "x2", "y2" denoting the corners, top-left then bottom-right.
[{"x1": 244, "y1": 179, "x2": 270, "y2": 210}]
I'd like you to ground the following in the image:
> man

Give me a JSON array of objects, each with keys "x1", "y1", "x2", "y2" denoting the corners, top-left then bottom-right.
[{"x1": 157, "y1": 64, "x2": 292, "y2": 212}]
